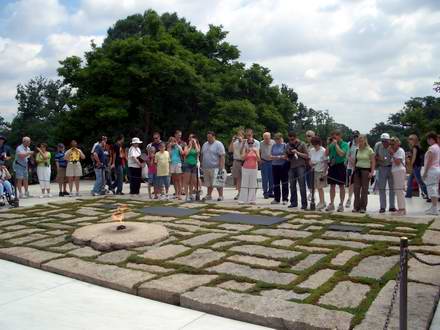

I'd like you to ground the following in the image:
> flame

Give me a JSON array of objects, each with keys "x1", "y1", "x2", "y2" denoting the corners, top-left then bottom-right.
[{"x1": 112, "y1": 204, "x2": 129, "y2": 224}]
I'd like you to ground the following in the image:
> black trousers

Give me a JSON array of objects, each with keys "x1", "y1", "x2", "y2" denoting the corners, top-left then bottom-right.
[
  {"x1": 129, "y1": 167, "x2": 142, "y2": 194},
  {"x1": 272, "y1": 163, "x2": 289, "y2": 202}
]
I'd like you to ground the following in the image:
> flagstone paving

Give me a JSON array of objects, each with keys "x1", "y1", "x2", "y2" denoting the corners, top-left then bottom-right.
[{"x1": 0, "y1": 196, "x2": 439, "y2": 329}]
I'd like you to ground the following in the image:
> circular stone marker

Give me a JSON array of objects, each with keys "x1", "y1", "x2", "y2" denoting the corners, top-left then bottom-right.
[{"x1": 72, "y1": 222, "x2": 169, "y2": 251}]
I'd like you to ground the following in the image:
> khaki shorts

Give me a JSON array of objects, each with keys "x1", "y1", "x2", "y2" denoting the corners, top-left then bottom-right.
[
  {"x1": 231, "y1": 160, "x2": 243, "y2": 179},
  {"x1": 66, "y1": 162, "x2": 82, "y2": 177},
  {"x1": 56, "y1": 167, "x2": 67, "y2": 183},
  {"x1": 170, "y1": 163, "x2": 182, "y2": 174},
  {"x1": 203, "y1": 168, "x2": 216, "y2": 187},
  {"x1": 314, "y1": 171, "x2": 328, "y2": 189}
]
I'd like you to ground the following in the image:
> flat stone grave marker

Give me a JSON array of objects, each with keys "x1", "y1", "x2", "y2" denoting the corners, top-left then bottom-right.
[
  {"x1": 139, "y1": 206, "x2": 200, "y2": 217},
  {"x1": 95, "y1": 203, "x2": 120, "y2": 210},
  {"x1": 206, "y1": 213, "x2": 286, "y2": 226},
  {"x1": 327, "y1": 223, "x2": 364, "y2": 233}
]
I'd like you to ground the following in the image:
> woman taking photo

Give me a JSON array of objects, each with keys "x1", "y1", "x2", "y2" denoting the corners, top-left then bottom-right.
[
  {"x1": 239, "y1": 139, "x2": 260, "y2": 205},
  {"x1": 183, "y1": 137, "x2": 200, "y2": 202},
  {"x1": 64, "y1": 140, "x2": 86, "y2": 196},
  {"x1": 128, "y1": 137, "x2": 143, "y2": 195},
  {"x1": 352, "y1": 135, "x2": 375, "y2": 213},
  {"x1": 35, "y1": 143, "x2": 52, "y2": 198},
  {"x1": 389, "y1": 137, "x2": 406, "y2": 216},
  {"x1": 423, "y1": 132, "x2": 440, "y2": 215},
  {"x1": 270, "y1": 133, "x2": 288, "y2": 205},
  {"x1": 405, "y1": 134, "x2": 428, "y2": 199}
]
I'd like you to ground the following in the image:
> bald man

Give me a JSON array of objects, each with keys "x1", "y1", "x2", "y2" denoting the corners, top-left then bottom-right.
[{"x1": 260, "y1": 132, "x2": 275, "y2": 199}]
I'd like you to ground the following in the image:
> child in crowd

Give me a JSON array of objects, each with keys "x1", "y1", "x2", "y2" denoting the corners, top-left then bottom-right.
[
  {"x1": 146, "y1": 147, "x2": 157, "y2": 199},
  {"x1": 0, "y1": 165, "x2": 13, "y2": 206},
  {"x1": 155, "y1": 142, "x2": 170, "y2": 200}
]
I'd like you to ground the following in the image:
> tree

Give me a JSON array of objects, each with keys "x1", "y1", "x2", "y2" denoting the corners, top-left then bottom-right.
[{"x1": 0, "y1": 116, "x2": 10, "y2": 136}]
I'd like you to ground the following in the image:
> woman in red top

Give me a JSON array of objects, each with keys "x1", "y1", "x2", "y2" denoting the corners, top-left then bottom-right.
[{"x1": 239, "y1": 139, "x2": 260, "y2": 204}]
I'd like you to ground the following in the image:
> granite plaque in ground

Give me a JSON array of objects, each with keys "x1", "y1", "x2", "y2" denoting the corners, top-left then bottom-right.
[
  {"x1": 206, "y1": 213, "x2": 286, "y2": 226},
  {"x1": 139, "y1": 207, "x2": 200, "y2": 217}
]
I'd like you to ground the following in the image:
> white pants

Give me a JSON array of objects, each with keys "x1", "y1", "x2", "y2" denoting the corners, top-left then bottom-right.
[
  {"x1": 392, "y1": 169, "x2": 406, "y2": 210},
  {"x1": 37, "y1": 166, "x2": 51, "y2": 190},
  {"x1": 426, "y1": 167, "x2": 440, "y2": 198},
  {"x1": 239, "y1": 168, "x2": 258, "y2": 203}
]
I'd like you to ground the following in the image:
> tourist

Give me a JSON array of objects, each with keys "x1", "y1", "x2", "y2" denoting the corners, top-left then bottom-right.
[
  {"x1": 91, "y1": 137, "x2": 107, "y2": 196},
  {"x1": 146, "y1": 146, "x2": 157, "y2": 199},
  {"x1": 0, "y1": 165, "x2": 13, "y2": 206},
  {"x1": 239, "y1": 138, "x2": 260, "y2": 204},
  {"x1": 270, "y1": 133, "x2": 289, "y2": 205},
  {"x1": 0, "y1": 135, "x2": 11, "y2": 166},
  {"x1": 128, "y1": 137, "x2": 143, "y2": 194},
  {"x1": 260, "y1": 132, "x2": 275, "y2": 199},
  {"x1": 35, "y1": 143, "x2": 52, "y2": 198},
  {"x1": 183, "y1": 137, "x2": 200, "y2": 202},
  {"x1": 374, "y1": 133, "x2": 396, "y2": 213},
  {"x1": 405, "y1": 134, "x2": 428, "y2": 199},
  {"x1": 174, "y1": 130, "x2": 187, "y2": 148},
  {"x1": 228, "y1": 129, "x2": 244, "y2": 200},
  {"x1": 91, "y1": 135, "x2": 107, "y2": 159},
  {"x1": 309, "y1": 136, "x2": 328, "y2": 211},
  {"x1": 155, "y1": 142, "x2": 171, "y2": 200},
  {"x1": 388, "y1": 137, "x2": 406, "y2": 215},
  {"x1": 286, "y1": 132, "x2": 309, "y2": 209},
  {"x1": 244, "y1": 128, "x2": 260, "y2": 149},
  {"x1": 54, "y1": 143, "x2": 68, "y2": 197},
  {"x1": 305, "y1": 130, "x2": 315, "y2": 200},
  {"x1": 201, "y1": 131, "x2": 226, "y2": 201},
  {"x1": 325, "y1": 130, "x2": 349, "y2": 212},
  {"x1": 352, "y1": 135, "x2": 375, "y2": 213},
  {"x1": 345, "y1": 131, "x2": 360, "y2": 208},
  {"x1": 13, "y1": 136, "x2": 33, "y2": 199},
  {"x1": 423, "y1": 132, "x2": 440, "y2": 215},
  {"x1": 111, "y1": 135, "x2": 125, "y2": 195},
  {"x1": 168, "y1": 136, "x2": 183, "y2": 200},
  {"x1": 189, "y1": 134, "x2": 202, "y2": 196},
  {"x1": 65, "y1": 140, "x2": 85, "y2": 196},
  {"x1": 103, "y1": 138, "x2": 113, "y2": 193},
  {"x1": 147, "y1": 132, "x2": 162, "y2": 152}
]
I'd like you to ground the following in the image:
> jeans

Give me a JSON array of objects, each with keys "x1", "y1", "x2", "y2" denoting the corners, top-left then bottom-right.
[
  {"x1": 272, "y1": 163, "x2": 289, "y2": 202},
  {"x1": 305, "y1": 166, "x2": 313, "y2": 190},
  {"x1": 92, "y1": 168, "x2": 105, "y2": 194},
  {"x1": 0, "y1": 180, "x2": 13, "y2": 195},
  {"x1": 405, "y1": 165, "x2": 428, "y2": 197},
  {"x1": 261, "y1": 160, "x2": 273, "y2": 197},
  {"x1": 112, "y1": 165, "x2": 124, "y2": 193},
  {"x1": 377, "y1": 166, "x2": 395, "y2": 209},
  {"x1": 289, "y1": 166, "x2": 307, "y2": 207}
]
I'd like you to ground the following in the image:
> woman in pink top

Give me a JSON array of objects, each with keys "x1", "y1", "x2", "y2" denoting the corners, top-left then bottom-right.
[
  {"x1": 239, "y1": 139, "x2": 261, "y2": 204},
  {"x1": 423, "y1": 132, "x2": 440, "y2": 215}
]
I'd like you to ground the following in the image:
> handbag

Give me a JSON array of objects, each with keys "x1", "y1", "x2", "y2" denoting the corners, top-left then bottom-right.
[{"x1": 213, "y1": 168, "x2": 227, "y2": 187}]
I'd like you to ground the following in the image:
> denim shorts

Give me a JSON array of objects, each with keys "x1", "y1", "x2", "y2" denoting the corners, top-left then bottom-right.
[
  {"x1": 155, "y1": 176, "x2": 170, "y2": 189},
  {"x1": 13, "y1": 162, "x2": 28, "y2": 180},
  {"x1": 148, "y1": 173, "x2": 157, "y2": 185}
]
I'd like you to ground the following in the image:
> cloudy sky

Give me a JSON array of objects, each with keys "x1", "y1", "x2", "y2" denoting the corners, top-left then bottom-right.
[{"x1": 1, "y1": 0, "x2": 439, "y2": 132}]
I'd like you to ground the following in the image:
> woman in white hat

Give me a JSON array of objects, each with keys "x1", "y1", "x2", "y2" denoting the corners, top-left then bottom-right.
[{"x1": 128, "y1": 137, "x2": 143, "y2": 194}]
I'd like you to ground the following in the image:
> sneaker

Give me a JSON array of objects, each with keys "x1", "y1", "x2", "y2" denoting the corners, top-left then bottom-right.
[
  {"x1": 307, "y1": 193, "x2": 312, "y2": 201},
  {"x1": 217, "y1": 197, "x2": 224, "y2": 202},
  {"x1": 360, "y1": 209, "x2": 366, "y2": 214},
  {"x1": 426, "y1": 208, "x2": 439, "y2": 216},
  {"x1": 345, "y1": 199, "x2": 351, "y2": 208},
  {"x1": 203, "y1": 195, "x2": 212, "y2": 201},
  {"x1": 271, "y1": 200, "x2": 280, "y2": 205},
  {"x1": 63, "y1": 191, "x2": 70, "y2": 196},
  {"x1": 75, "y1": 192, "x2": 80, "y2": 197},
  {"x1": 288, "y1": 204, "x2": 297, "y2": 208},
  {"x1": 19, "y1": 193, "x2": 26, "y2": 199},
  {"x1": 379, "y1": 208, "x2": 386, "y2": 213},
  {"x1": 185, "y1": 196, "x2": 192, "y2": 202},
  {"x1": 325, "y1": 203, "x2": 335, "y2": 212},
  {"x1": 0, "y1": 197, "x2": 5, "y2": 207},
  {"x1": 316, "y1": 202, "x2": 326, "y2": 211},
  {"x1": 25, "y1": 191, "x2": 31, "y2": 198},
  {"x1": 301, "y1": 205, "x2": 308, "y2": 210},
  {"x1": 92, "y1": 192, "x2": 100, "y2": 197},
  {"x1": 59, "y1": 192, "x2": 63, "y2": 197},
  {"x1": 47, "y1": 194, "x2": 52, "y2": 198},
  {"x1": 282, "y1": 201, "x2": 287, "y2": 205},
  {"x1": 234, "y1": 194, "x2": 239, "y2": 201},
  {"x1": 389, "y1": 207, "x2": 397, "y2": 212},
  {"x1": 39, "y1": 195, "x2": 45, "y2": 199},
  {"x1": 337, "y1": 203, "x2": 344, "y2": 212}
]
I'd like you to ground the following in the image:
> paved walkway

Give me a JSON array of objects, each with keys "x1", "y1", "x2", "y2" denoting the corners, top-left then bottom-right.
[{"x1": 0, "y1": 259, "x2": 270, "y2": 330}]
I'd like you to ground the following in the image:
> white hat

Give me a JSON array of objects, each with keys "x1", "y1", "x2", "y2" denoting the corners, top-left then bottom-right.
[
  {"x1": 131, "y1": 137, "x2": 143, "y2": 144},
  {"x1": 380, "y1": 133, "x2": 390, "y2": 140}
]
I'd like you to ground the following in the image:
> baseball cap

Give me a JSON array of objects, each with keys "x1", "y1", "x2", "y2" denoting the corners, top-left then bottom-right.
[{"x1": 380, "y1": 133, "x2": 390, "y2": 140}]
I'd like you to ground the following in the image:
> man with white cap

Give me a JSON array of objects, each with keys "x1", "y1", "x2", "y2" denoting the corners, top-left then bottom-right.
[{"x1": 374, "y1": 133, "x2": 396, "y2": 213}]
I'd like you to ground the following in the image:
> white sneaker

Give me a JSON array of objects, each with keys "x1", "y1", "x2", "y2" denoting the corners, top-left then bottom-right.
[
  {"x1": 47, "y1": 194, "x2": 52, "y2": 198},
  {"x1": 39, "y1": 195, "x2": 45, "y2": 199},
  {"x1": 345, "y1": 199, "x2": 351, "y2": 208},
  {"x1": 19, "y1": 193, "x2": 26, "y2": 199},
  {"x1": 325, "y1": 203, "x2": 335, "y2": 212},
  {"x1": 317, "y1": 202, "x2": 326, "y2": 211},
  {"x1": 307, "y1": 193, "x2": 312, "y2": 201},
  {"x1": 426, "y1": 208, "x2": 439, "y2": 216},
  {"x1": 25, "y1": 191, "x2": 31, "y2": 198}
]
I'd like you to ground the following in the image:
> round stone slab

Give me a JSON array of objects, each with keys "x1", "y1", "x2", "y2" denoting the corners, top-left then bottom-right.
[{"x1": 72, "y1": 222, "x2": 169, "y2": 251}]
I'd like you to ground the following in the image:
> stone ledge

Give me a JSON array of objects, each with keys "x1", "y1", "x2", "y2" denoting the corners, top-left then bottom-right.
[
  {"x1": 0, "y1": 247, "x2": 62, "y2": 268},
  {"x1": 181, "y1": 286, "x2": 352, "y2": 330}
]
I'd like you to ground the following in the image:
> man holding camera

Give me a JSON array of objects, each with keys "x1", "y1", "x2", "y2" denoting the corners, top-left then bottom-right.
[
  {"x1": 325, "y1": 130, "x2": 349, "y2": 212},
  {"x1": 285, "y1": 132, "x2": 309, "y2": 209}
]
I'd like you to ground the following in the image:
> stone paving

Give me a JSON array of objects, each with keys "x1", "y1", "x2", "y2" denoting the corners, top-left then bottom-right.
[{"x1": 0, "y1": 197, "x2": 439, "y2": 329}]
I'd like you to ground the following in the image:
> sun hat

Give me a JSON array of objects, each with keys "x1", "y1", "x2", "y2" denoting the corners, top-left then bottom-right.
[
  {"x1": 131, "y1": 137, "x2": 142, "y2": 144},
  {"x1": 0, "y1": 135, "x2": 6, "y2": 142},
  {"x1": 380, "y1": 133, "x2": 390, "y2": 140}
]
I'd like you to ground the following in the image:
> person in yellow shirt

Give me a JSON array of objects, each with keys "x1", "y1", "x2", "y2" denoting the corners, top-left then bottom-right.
[
  {"x1": 64, "y1": 140, "x2": 86, "y2": 196},
  {"x1": 155, "y1": 142, "x2": 170, "y2": 200}
]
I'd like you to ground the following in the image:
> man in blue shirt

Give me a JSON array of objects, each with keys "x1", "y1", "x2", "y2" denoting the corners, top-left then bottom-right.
[{"x1": 91, "y1": 137, "x2": 108, "y2": 196}]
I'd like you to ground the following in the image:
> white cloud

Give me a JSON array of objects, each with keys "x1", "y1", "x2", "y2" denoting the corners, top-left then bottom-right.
[{"x1": 46, "y1": 33, "x2": 104, "y2": 61}]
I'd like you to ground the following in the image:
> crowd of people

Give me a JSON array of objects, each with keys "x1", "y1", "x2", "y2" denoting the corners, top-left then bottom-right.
[{"x1": 0, "y1": 128, "x2": 439, "y2": 216}]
